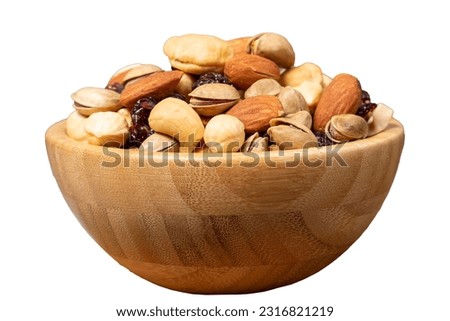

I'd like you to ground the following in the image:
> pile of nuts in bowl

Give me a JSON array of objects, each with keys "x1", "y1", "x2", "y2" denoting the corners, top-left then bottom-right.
[{"x1": 68, "y1": 32, "x2": 394, "y2": 153}]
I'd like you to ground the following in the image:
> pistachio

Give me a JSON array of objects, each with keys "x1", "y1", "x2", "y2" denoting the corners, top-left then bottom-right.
[
  {"x1": 148, "y1": 97, "x2": 204, "y2": 152},
  {"x1": 325, "y1": 114, "x2": 368, "y2": 143},
  {"x1": 267, "y1": 124, "x2": 317, "y2": 150},
  {"x1": 66, "y1": 111, "x2": 88, "y2": 141},
  {"x1": 247, "y1": 32, "x2": 295, "y2": 69},
  {"x1": 278, "y1": 86, "x2": 309, "y2": 115},
  {"x1": 84, "y1": 111, "x2": 129, "y2": 147},
  {"x1": 367, "y1": 103, "x2": 393, "y2": 137},
  {"x1": 241, "y1": 132, "x2": 269, "y2": 152},
  {"x1": 269, "y1": 110, "x2": 312, "y2": 129},
  {"x1": 71, "y1": 87, "x2": 121, "y2": 116},
  {"x1": 189, "y1": 83, "x2": 240, "y2": 116},
  {"x1": 122, "y1": 64, "x2": 163, "y2": 86},
  {"x1": 244, "y1": 79, "x2": 282, "y2": 98},
  {"x1": 140, "y1": 132, "x2": 179, "y2": 152},
  {"x1": 107, "y1": 63, "x2": 141, "y2": 87},
  {"x1": 204, "y1": 114, "x2": 245, "y2": 153}
]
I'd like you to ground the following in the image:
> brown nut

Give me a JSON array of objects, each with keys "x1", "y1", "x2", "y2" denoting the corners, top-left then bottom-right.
[
  {"x1": 313, "y1": 73, "x2": 362, "y2": 132},
  {"x1": 224, "y1": 53, "x2": 280, "y2": 89},
  {"x1": 120, "y1": 70, "x2": 183, "y2": 108},
  {"x1": 227, "y1": 36, "x2": 252, "y2": 56},
  {"x1": 226, "y1": 95, "x2": 283, "y2": 134},
  {"x1": 163, "y1": 34, "x2": 233, "y2": 75},
  {"x1": 247, "y1": 32, "x2": 295, "y2": 69}
]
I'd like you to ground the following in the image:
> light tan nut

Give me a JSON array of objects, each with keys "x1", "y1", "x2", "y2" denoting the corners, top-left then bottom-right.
[
  {"x1": 140, "y1": 132, "x2": 179, "y2": 152},
  {"x1": 148, "y1": 97, "x2": 204, "y2": 152},
  {"x1": 117, "y1": 108, "x2": 132, "y2": 127},
  {"x1": 224, "y1": 53, "x2": 280, "y2": 89},
  {"x1": 204, "y1": 114, "x2": 245, "y2": 153},
  {"x1": 280, "y1": 62, "x2": 323, "y2": 87},
  {"x1": 367, "y1": 103, "x2": 394, "y2": 137},
  {"x1": 84, "y1": 111, "x2": 129, "y2": 147},
  {"x1": 325, "y1": 114, "x2": 368, "y2": 143},
  {"x1": 227, "y1": 36, "x2": 252, "y2": 56},
  {"x1": 295, "y1": 80, "x2": 323, "y2": 111},
  {"x1": 322, "y1": 73, "x2": 333, "y2": 89},
  {"x1": 163, "y1": 34, "x2": 233, "y2": 75},
  {"x1": 226, "y1": 95, "x2": 283, "y2": 134},
  {"x1": 247, "y1": 32, "x2": 295, "y2": 69},
  {"x1": 278, "y1": 86, "x2": 309, "y2": 115},
  {"x1": 270, "y1": 110, "x2": 312, "y2": 129},
  {"x1": 106, "y1": 63, "x2": 141, "y2": 87},
  {"x1": 176, "y1": 73, "x2": 197, "y2": 97},
  {"x1": 244, "y1": 78, "x2": 282, "y2": 98},
  {"x1": 66, "y1": 111, "x2": 88, "y2": 141},
  {"x1": 71, "y1": 87, "x2": 122, "y2": 116},
  {"x1": 313, "y1": 73, "x2": 362, "y2": 132},
  {"x1": 189, "y1": 83, "x2": 240, "y2": 116},
  {"x1": 120, "y1": 70, "x2": 183, "y2": 108},
  {"x1": 267, "y1": 124, "x2": 317, "y2": 150}
]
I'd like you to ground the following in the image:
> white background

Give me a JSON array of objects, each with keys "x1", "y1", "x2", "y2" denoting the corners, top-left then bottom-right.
[{"x1": 1, "y1": 0, "x2": 449, "y2": 320}]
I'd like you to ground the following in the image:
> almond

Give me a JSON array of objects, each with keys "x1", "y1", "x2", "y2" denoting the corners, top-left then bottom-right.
[
  {"x1": 120, "y1": 70, "x2": 183, "y2": 108},
  {"x1": 312, "y1": 73, "x2": 362, "y2": 132},
  {"x1": 224, "y1": 53, "x2": 280, "y2": 89},
  {"x1": 226, "y1": 95, "x2": 283, "y2": 134}
]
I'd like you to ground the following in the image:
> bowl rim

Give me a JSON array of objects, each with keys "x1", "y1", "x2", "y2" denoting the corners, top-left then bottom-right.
[{"x1": 46, "y1": 118, "x2": 404, "y2": 168}]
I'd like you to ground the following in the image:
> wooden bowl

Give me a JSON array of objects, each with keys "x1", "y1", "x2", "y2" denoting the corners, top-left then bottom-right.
[{"x1": 45, "y1": 119, "x2": 404, "y2": 294}]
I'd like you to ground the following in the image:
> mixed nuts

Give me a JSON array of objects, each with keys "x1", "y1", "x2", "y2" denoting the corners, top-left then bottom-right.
[{"x1": 66, "y1": 32, "x2": 394, "y2": 152}]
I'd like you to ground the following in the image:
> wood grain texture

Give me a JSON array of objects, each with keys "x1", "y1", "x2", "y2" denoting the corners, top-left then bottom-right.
[{"x1": 45, "y1": 119, "x2": 404, "y2": 294}]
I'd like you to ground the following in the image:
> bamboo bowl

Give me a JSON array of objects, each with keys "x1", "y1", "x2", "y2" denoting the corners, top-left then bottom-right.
[{"x1": 45, "y1": 119, "x2": 404, "y2": 294}]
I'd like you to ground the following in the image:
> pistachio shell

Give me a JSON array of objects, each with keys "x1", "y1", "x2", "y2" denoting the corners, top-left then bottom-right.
[
  {"x1": 267, "y1": 124, "x2": 318, "y2": 150},
  {"x1": 149, "y1": 97, "x2": 204, "y2": 152},
  {"x1": 367, "y1": 103, "x2": 394, "y2": 137},
  {"x1": 122, "y1": 64, "x2": 163, "y2": 85},
  {"x1": 247, "y1": 33, "x2": 295, "y2": 69},
  {"x1": 242, "y1": 133, "x2": 269, "y2": 152},
  {"x1": 176, "y1": 73, "x2": 197, "y2": 97},
  {"x1": 325, "y1": 114, "x2": 368, "y2": 143},
  {"x1": 269, "y1": 110, "x2": 312, "y2": 129},
  {"x1": 278, "y1": 86, "x2": 309, "y2": 114},
  {"x1": 117, "y1": 108, "x2": 132, "y2": 127},
  {"x1": 189, "y1": 83, "x2": 240, "y2": 116},
  {"x1": 71, "y1": 87, "x2": 121, "y2": 116},
  {"x1": 140, "y1": 132, "x2": 179, "y2": 152},
  {"x1": 244, "y1": 79, "x2": 282, "y2": 98}
]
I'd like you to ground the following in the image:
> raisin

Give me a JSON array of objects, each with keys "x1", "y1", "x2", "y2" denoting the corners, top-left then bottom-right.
[
  {"x1": 361, "y1": 90, "x2": 371, "y2": 104},
  {"x1": 192, "y1": 72, "x2": 231, "y2": 89},
  {"x1": 131, "y1": 97, "x2": 158, "y2": 125},
  {"x1": 106, "y1": 82, "x2": 124, "y2": 94},
  {"x1": 128, "y1": 124, "x2": 154, "y2": 147},
  {"x1": 315, "y1": 131, "x2": 335, "y2": 147},
  {"x1": 170, "y1": 92, "x2": 186, "y2": 101},
  {"x1": 357, "y1": 103, "x2": 377, "y2": 119}
]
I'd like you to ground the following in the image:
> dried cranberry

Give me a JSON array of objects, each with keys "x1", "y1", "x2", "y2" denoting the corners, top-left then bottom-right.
[
  {"x1": 106, "y1": 82, "x2": 124, "y2": 94},
  {"x1": 192, "y1": 72, "x2": 231, "y2": 89},
  {"x1": 361, "y1": 90, "x2": 371, "y2": 104}
]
